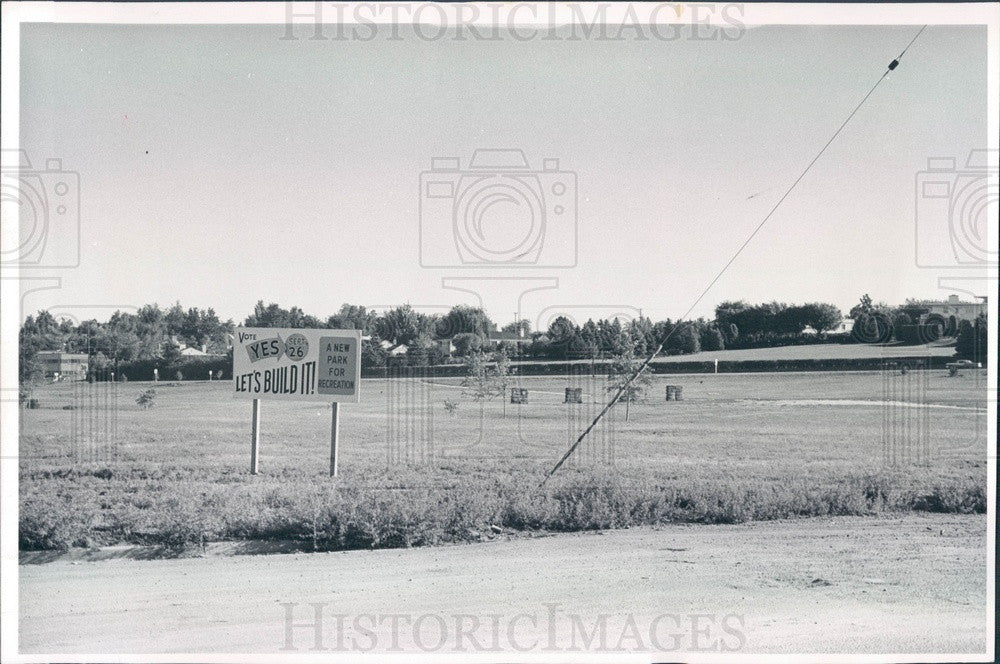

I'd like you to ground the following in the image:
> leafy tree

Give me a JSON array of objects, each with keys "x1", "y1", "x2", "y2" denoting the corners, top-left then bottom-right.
[
  {"x1": 361, "y1": 336, "x2": 388, "y2": 369},
  {"x1": 404, "y1": 337, "x2": 431, "y2": 366},
  {"x1": 545, "y1": 316, "x2": 585, "y2": 358},
  {"x1": 547, "y1": 316, "x2": 579, "y2": 343},
  {"x1": 500, "y1": 319, "x2": 531, "y2": 338},
  {"x1": 606, "y1": 347, "x2": 652, "y2": 422},
  {"x1": 493, "y1": 348, "x2": 514, "y2": 418},
  {"x1": 452, "y1": 332, "x2": 484, "y2": 357},
  {"x1": 97, "y1": 326, "x2": 142, "y2": 369},
  {"x1": 700, "y1": 325, "x2": 726, "y2": 351},
  {"x1": 374, "y1": 305, "x2": 427, "y2": 352},
  {"x1": 848, "y1": 294, "x2": 890, "y2": 320},
  {"x1": 714, "y1": 300, "x2": 748, "y2": 326},
  {"x1": 161, "y1": 341, "x2": 183, "y2": 364},
  {"x1": 851, "y1": 312, "x2": 892, "y2": 344},
  {"x1": 495, "y1": 339, "x2": 519, "y2": 359},
  {"x1": 437, "y1": 305, "x2": 494, "y2": 338},
  {"x1": 626, "y1": 317, "x2": 654, "y2": 355},
  {"x1": 667, "y1": 322, "x2": 701, "y2": 354},
  {"x1": 596, "y1": 318, "x2": 625, "y2": 353},
  {"x1": 579, "y1": 320, "x2": 601, "y2": 358},
  {"x1": 327, "y1": 304, "x2": 378, "y2": 333},
  {"x1": 461, "y1": 351, "x2": 505, "y2": 421},
  {"x1": 797, "y1": 303, "x2": 843, "y2": 334},
  {"x1": 244, "y1": 301, "x2": 322, "y2": 329},
  {"x1": 19, "y1": 330, "x2": 44, "y2": 405},
  {"x1": 607, "y1": 325, "x2": 634, "y2": 356},
  {"x1": 955, "y1": 313, "x2": 987, "y2": 362},
  {"x1": 651, "y1": 320, "x2": 674, "y2": 352},
  {"x1": 849, "y1": 294, "x2": 873, "y2": 319}
]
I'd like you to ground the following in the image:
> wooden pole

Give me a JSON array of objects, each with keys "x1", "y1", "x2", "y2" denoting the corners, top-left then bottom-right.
[
  {"x1": 330, "y1": 402, "x2": 340, "y2": 477},
  {"x1": 250, "y1": 398, "x2": 261, "y2": 475}
]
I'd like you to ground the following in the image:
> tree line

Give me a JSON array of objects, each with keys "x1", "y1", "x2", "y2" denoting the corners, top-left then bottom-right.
[
  {"x1": 847, "y1": 293, "x2": 988, "y2": 360},
  {"x1": 19, "y1": 303, "x2": 232, "y2": 384},
  {"x1": 20, "y1": 295, "x2": 986, "y2": 382}
]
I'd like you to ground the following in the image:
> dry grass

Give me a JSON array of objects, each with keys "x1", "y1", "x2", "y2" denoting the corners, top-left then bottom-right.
[{"x1": 19, "y1": 371, "x2": 988, "y2": 551}]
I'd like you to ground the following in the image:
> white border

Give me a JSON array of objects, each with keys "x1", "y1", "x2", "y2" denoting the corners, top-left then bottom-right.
[{"x1": 1, "y1": 2, "x2": 997, "y2": 663}]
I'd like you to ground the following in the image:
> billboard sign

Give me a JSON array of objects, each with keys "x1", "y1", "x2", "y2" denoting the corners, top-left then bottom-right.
[{"x1": 233, "y1": 327, "x2": 361, "y2": 403}]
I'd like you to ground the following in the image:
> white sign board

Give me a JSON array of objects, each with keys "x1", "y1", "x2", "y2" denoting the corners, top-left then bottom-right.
[{"x1": 233, "y1": 328, "x2": 361, "y2": 403}]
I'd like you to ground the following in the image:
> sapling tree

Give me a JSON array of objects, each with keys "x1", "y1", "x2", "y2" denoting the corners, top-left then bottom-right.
[{"x1": 606, "y1": 346, "x2": 652, "y2": 422}]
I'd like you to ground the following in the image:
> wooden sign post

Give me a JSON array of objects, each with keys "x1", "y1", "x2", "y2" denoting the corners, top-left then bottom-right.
[
  {"x1": 233, "y1": 328, "x2": 361, "y2": 476},
  {"x1": 250, "y1": 398, "x2": 261, "y2": 474},
  {"x1": 330, "y1": 402, "x2": 340, "y2": 477}
]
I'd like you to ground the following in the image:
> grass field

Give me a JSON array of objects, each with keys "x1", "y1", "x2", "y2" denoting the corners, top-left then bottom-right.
[
  {"x1": 19, "y1": 368, "x2": 989, "y2": 552},
  {"x1": 513, "y1": 340, "x2": 960, "y2": 366},
  {"x1": 648, "y1": 340, "x2": 959, "y2": 362}
]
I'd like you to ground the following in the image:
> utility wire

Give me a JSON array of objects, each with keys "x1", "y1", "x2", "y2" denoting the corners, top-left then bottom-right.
[{"x1": 540, "y1": 26, "x2": 927, "y2": 486}]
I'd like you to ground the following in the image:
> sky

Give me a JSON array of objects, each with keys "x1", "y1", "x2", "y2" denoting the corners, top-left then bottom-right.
[{"x1": 15, "y1": 22, "x2": 990, "y2": 330}]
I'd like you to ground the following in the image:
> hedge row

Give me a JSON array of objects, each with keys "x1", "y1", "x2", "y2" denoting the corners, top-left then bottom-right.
[
  {"x1": 100, "y1": 356, "x2": 230, "y2": 382},
  {"x1": 360, "y1": 355, "x2": 962, "y2": 378},
  {"x1": 98, "y1": 354, "x2": 968, "y2": 382}
]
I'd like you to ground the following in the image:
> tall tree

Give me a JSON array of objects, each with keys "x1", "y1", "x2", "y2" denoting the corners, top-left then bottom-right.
[
  {"x1": 500, "y1": 319, "x2": 531, "y2": 338},
  {"x1": 437, "y1": 305, "x2": 494, "y2": 338},
  {"x1": 955, "y1": 313, "x2": 988, "y2": 362},
  {"x1": 375, "y1": 305, "x2": 427, "y2": 352},
  {"x1": 797, "y1": 303, "x2": 843, "y2": 334},
  {"x1": 327, "y1": 304, "x2": 378, "y2": 333}
]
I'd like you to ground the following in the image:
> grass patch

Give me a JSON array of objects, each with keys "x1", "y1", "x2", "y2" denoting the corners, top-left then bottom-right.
[
  {"x1": 19, "y1": 461, "x2": 985, "y2": 552},
  {"x1": 19, "y1": 375, "x2": 988, "y2": 553}
]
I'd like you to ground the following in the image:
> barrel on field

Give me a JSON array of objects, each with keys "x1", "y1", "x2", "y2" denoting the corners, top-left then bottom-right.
[
  {"x1": 665, "y1": 385, "x2": 683, "y2": 401},
  {"x1": 564, "y1": 387, "x2": 582, "y2": 404},
  {"x1": 510, "y1": 388, "x2": 529, "y2": 404}
]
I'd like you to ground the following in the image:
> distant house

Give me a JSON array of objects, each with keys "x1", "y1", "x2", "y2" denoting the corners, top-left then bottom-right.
[
  {"x1": 35, "y1": 351, "x2": 88, "y2": 379},
  {"x1": 432, "y1": 331, "x2": 532, "y2": 355},
  {"x1": 911, "y1": 294, "x2": 987, "y2": 322},
  {"x1": 179, "y1": 346, "x2": 208, "y2": 357},
  {"x1": 380, "y1": 340, "x2": 409, "y2": 356},
  {"x1": 483, "y1": 331, "x2": 533, "y2": 350},
  {"x1": 802, "y1": 318, "x2": 853, "y2": 335}
]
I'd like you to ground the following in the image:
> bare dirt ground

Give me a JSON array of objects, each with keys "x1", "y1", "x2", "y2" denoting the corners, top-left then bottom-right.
[{"x1": 19, "y1": 513, "x2": 990, "y2": 657}]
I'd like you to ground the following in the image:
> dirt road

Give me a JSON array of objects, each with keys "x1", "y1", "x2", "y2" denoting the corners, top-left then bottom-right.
[{"x1": 19, "y1": 514, "x2": 990, "y2": 657}]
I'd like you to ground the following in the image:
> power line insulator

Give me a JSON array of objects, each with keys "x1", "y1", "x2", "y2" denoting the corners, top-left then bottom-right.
[{"x1": 888, "y1": 59, "x2": 899, "y2": 71}]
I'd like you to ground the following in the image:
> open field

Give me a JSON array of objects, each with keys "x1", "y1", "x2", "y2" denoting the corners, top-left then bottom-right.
[
  {"x1": 512, "y1": 340, "x2": 962, "y2": 366},
  {"x1": 649, "y1": 340, "x2": 959, "y2": 362},
  {"x1": 19, "y1": 514, "x2": 989, "y2": 654},
  {"x1": 18, "y1": 368, "x2": 988, "y2": 551}
]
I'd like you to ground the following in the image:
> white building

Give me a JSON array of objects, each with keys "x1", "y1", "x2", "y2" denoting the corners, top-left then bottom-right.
[{"x1": 916, "y1": 294, "x2": 987, "y2": 321}]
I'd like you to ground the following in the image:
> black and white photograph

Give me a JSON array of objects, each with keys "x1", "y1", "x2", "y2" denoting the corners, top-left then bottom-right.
[{"x1": 1, "y1": 2, "x2": 997, "y2": 662}]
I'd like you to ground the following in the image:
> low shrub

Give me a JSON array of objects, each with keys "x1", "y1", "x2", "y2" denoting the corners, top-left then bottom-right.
[{"x1": 18, "y1": 463, "x2": 986, "y2": 552}]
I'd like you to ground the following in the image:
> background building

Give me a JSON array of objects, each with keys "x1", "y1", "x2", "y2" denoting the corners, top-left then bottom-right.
[
  {"x1": 35, "y1": 351, "x2": 88, "y2": 379},
  {"x1": 918, "y1": 294, "x2": 987, "y2": 321}
]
